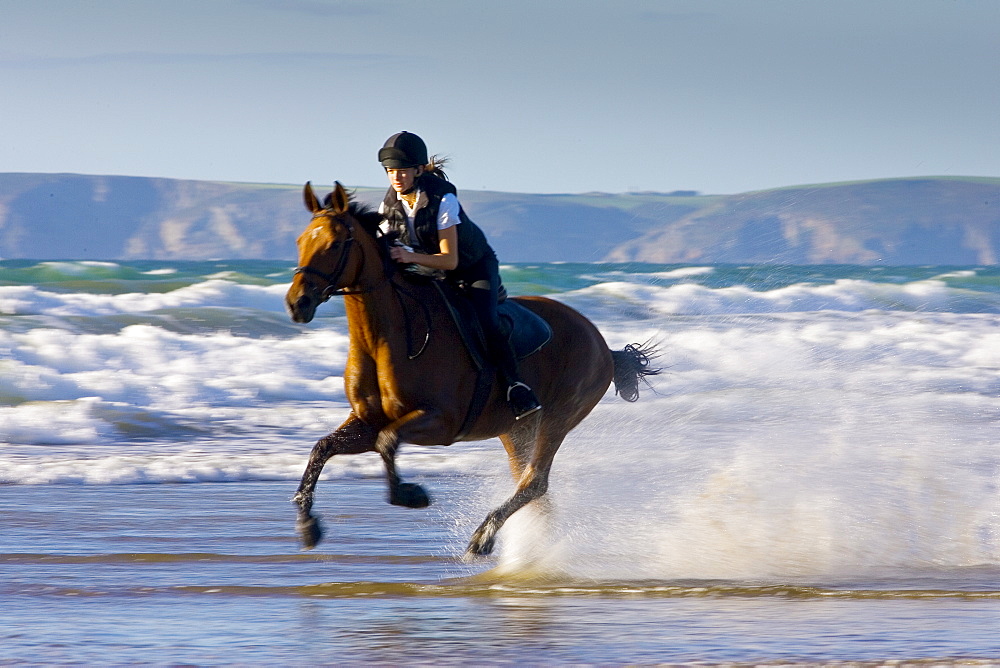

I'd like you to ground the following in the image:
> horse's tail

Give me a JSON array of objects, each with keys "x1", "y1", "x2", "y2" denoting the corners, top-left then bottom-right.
[{"x1": 610, "y1": 341, "x2": 661, "y2": 402}]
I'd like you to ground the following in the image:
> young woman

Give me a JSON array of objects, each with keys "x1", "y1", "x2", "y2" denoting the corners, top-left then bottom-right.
[{"x1": 377, "y1": 131, "x2": 541, "y2": 420}]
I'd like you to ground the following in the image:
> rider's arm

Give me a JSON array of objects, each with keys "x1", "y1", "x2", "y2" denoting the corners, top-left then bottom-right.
[
  {"x1": 389, "y1": 194, "x2": 461, "y2": 270},
  {"x1": 391, "y1": 226, "x2": 458, "y2": 270}
]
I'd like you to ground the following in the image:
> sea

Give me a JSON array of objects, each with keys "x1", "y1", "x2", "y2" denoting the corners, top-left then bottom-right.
[{"x1": 2, "y1": 259, "x2": 999, "y2": 665}]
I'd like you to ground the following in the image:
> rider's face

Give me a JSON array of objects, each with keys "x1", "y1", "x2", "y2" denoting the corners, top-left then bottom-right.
[{"x1": 386, "y1": 167, "x2": 420, "y2": 194}]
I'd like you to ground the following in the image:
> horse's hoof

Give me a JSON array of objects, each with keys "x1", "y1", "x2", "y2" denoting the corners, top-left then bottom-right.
[
  {"x1": 391, "y1": 482, "x2": 431, "y2": 509},
  {"x1": 465, "y1": 533, "x2": 495, "y2": 558},
  {"x1": 297, "y1": 515, "x2": 323, "y2": 550}
]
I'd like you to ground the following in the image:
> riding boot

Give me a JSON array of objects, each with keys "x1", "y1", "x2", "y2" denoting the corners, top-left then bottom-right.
[{"x1": 494, "y1": 339, "x2": 541, "y2": 420}]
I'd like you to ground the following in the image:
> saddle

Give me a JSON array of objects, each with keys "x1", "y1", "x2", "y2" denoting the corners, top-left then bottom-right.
[
  {"x1": 431, "y1": 281, "x2": 551, "y2": 368},
  {"x1": 431, "y1": 280, "x2": 552, "y2": 437}
]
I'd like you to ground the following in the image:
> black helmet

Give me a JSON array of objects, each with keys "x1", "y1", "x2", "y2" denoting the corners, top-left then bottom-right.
[{"x1": 378, "y1": 131, "x2": 428, "y2": 168}]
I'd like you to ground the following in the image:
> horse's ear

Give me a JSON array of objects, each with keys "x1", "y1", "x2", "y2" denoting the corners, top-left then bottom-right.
[
  {"x1": 331, "y1": 181, "x2": 350, "y2": 214},
  {"x1": 303, "y1": 182, "x2": 322, "y2": 213}
]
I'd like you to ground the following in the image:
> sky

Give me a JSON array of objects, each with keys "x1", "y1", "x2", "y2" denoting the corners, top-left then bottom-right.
[{"x1": 1, "y1": 0, "x2": 998, "y2": 195}]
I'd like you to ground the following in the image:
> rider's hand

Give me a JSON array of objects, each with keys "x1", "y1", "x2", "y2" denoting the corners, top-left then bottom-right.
[{"x1": 389, "y1": 246, "x2": 415, "y2": 263}]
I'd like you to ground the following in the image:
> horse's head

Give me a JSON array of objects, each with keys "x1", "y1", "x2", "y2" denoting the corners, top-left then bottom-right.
[{"x1": 285, "y1": 181, "x2": 383, "y2": 323}]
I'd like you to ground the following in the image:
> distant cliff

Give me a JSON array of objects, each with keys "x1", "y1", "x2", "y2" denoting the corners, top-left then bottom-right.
[
  {"x1": 0, "y1": 174, "x2": 307, "y2": 260},
  {"x1": 606, "y1": 177, "x2": 1000, "y2": 265},
  {"x1": 1, "y1": 173, "x2": 997, "y2": 264}
]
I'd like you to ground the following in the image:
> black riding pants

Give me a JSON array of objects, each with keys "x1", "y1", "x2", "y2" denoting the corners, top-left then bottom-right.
[{"x1": 453, "y1": 251, "x2": 521, "y2": 386}]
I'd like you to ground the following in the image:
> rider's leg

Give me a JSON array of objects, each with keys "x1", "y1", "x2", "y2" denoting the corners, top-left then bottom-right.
[{"x1": 466, "y1": 256, "x2": 541, "y2": 420}]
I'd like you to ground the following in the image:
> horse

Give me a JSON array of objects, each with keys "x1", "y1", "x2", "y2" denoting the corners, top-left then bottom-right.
[{"x1": 285, "y1": 182, "x2": 658, "y2": 558}]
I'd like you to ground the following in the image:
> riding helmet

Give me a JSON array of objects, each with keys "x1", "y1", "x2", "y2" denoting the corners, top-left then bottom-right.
[{"x1": 378, "y1": 131, "x2": 428, "y2": 169}]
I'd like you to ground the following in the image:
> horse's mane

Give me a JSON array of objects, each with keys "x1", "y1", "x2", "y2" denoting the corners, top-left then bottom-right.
[
  {"x1": 323, "y1": 192, "x2": 384, "y2": 239},
  {"x1": 349, "y1": 201, "x2": 383, "y2": 238}
]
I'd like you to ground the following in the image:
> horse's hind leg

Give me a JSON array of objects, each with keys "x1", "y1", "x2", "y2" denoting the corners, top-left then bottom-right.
[
  {"x1": 292, "y1": 413, "x2": 378, "y2": 550},
  {"x1": 466, "y1": 419, "x2": 566, "y2": 558}
]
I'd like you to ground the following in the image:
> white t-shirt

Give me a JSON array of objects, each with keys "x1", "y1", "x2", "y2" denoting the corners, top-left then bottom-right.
[{"x1": 379, "y1": 192, "x2": 462, "y2": 240}]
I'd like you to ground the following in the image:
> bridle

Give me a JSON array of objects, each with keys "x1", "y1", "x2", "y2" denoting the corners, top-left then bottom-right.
[
  {"x1": 293, "y1": 212, "x2": 364, "y2": 302},
  {"x1": 292, "y1": 207, "x2": 432, "y2": 359}
]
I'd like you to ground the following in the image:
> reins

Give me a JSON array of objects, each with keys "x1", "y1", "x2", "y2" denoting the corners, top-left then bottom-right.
[{"x1": 388, "y1": 275, "x2": 432, "y2": 359}]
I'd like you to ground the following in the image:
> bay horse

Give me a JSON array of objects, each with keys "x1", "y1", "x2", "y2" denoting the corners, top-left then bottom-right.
[{"x1": 285, "y1": 182, "x2": 658, "y2": 557}]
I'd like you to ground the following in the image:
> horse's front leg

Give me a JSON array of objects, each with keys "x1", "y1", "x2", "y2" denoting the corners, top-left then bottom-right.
[
  {"x1": 292, "y1": 413, "x2": 378, "y2": 550},
  {"x1": 375, "y1": 409, "x2": 452, "y2": 509}
]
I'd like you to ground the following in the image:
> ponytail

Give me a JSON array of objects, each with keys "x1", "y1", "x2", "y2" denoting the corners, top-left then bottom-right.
[{"x1": 424, "y1": 155, "x2": 450, "y2": 181}]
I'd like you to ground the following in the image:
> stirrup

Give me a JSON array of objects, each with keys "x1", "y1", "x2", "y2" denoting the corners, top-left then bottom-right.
[{"x1": 507, "y1": 382, "x2": 542, "y2": 420}]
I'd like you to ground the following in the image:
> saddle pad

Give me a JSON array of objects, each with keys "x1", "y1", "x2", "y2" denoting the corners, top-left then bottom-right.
[{"x1": 498, "y1": 299, "x2": 553, "y2": 360}]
